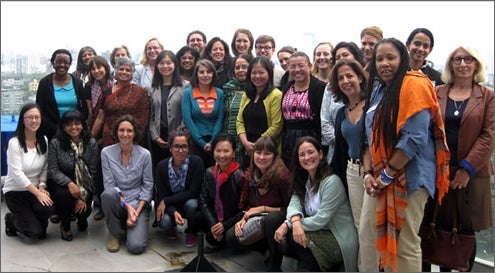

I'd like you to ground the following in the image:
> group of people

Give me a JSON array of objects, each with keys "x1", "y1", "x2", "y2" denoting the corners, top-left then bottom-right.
[{"x1": 3, "y1": 26, "x2": 493, "y2": 272}]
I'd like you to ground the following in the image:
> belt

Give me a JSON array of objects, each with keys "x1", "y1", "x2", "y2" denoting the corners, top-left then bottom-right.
[{"x1": 348, "y1": 158, "x2": 361, "y2": 164}]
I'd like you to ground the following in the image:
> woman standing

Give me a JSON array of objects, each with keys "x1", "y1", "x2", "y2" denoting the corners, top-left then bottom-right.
[
  {"x1": 225, "y1": 136, "x2": 292, "y2": 272},
  {"x1": 100, "y1": 115, "x2": 153, "y2": 254},
  {"x1": 310, "y1": 42, "x2": 333, "y2": 83},
  {"x1": 133, "y1": 37, "x2": 164, "y2": 90},
  {"x1": 85, "y1": 56, "x2": 114, "y2": 131},
  {"x1": 91, "y1": 57, "x2": 150, "y2": 148},
  {"x1": 201, "y1": 36, "x2": 234, "y2": 88},
  {"x1": 362, "y1": 38, "x2": 450, "y2": 272},
  {"x1": 281, "y1": 51, "x2": 326, "y2": 166},
  {"x1": 154, "y1": 128, "x2": 205, "y2": 248},
  {"x1": 223, "y1": 54, "x2": 253, "y2": 165},
  {"x1": 48, "y1": 110, "x2": 99, "y2": 241},
  {"x1": 406, "y1": 28, "x2": 443, "y2": 86},
  {"x1": 236, "y1": 57, "x2": 283, "y2": 170},
  {"x1": 73, "y1": 46, "x2": 97, "y2": 86},
  {"x1": 176, "y1": 46, "x2": 199, "y2": 83},
  {"x1": 274, "y1": 136, "x2": 358, "y2": 271},
  {"x1": 423, "y1": 46, "x2": 494, "y2": 272},
  {"x1": 198, "y1": 133, "x2": 243, "y2": 250},
  {"x1": 231, "y1": 28, "x2": 254, "y2": 58},
  {"x1": 36, "y1": 49, "x2": 87, "y2": 141},
  {"x1": 182, "y1": 59, "x2": 224, "y2": 168},
  {"x1": 3, "y1": 103, "x2": 54, "y2": 240},
  {"x1": 149, "y1": 50, "x2": 190, "y2": 168}
]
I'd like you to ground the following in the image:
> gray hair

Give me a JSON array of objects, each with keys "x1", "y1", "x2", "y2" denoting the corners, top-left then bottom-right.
[{"x1": 115, "y1": 57, "x2": 135, "y2": 73}]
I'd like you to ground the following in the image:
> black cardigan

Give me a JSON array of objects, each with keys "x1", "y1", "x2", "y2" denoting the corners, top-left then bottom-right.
[{"x1": 36, "y1": 73, "x2": 88, "y2": 141}]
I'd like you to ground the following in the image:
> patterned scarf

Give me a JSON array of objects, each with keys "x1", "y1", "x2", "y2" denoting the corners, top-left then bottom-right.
[
  {"x1": 168, "y1": 155, "x2": 190, "y2": 193},
  {"x1": 213, "y1": 161, "x2": 240, "y2": 221},
  {"x1": 372, "y1": 72, "x2": 450, "y2": 271},
  {"x1": 91, "y1": 80, "x2": 113, "y2": 108},
  {"x1": 71, "y1": 140, "x2": 94, "y2": 199}
]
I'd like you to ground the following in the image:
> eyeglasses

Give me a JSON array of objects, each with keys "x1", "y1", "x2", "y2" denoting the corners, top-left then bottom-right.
[
  {"x1": 234, "y1": 65, "x2": 249, "y2": 70},
  {"x1": 24, "y1": 115, "x2": 41, "y2": 121},
  {"x1": 289, "y1": 63, "x2": 308, "y2": 70},
  {"x1": 172, "y1": 144, "x2": 189, "y2": 151},
  {"x1": 451, "y1": 56, "x2": 475, "y2": 65},
  {"x1": 181, "y1": 56, "x2": 195, "y2": 60},
  {"x1": 256, "y1": 46, "x2": 272, "y2": 51},
  {"x1": 146, "y1": 46, "x2": 161, "y2": 51},
  {"x1": 189, "y1": 38, "x2": 203, "y2": 43}
]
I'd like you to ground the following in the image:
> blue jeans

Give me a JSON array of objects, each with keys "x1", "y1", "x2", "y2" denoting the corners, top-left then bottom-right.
[{"x1": 158, "y1": 198, "x2": 200, "y2": 234}]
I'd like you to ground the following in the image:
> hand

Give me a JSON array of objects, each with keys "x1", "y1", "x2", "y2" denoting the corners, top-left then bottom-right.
[
  {"x1": 156, "y1": 200, "x2": 166, "y2": 222},
  {"x1": 155, "y1": 138, "x2": 169, "y2": 149},
  {"x1": 211, "y1": 222, "x2": 224, "y2": 241},
  {"x1": 234, "y1": 218, "x2": 246, "y2": 237},
  {"x1": 126, "y1": 206, "x2": 138, "y2": 227},
  {"x1": 74, "y1": 199, "x2": 87, "y2": 214},
  {"x1": 364, "y1": 174, "x2": 381, "y2": 197},
  {"x1": 204, "y1": 143, "x2": 212, "y2": 152},
  {"x1": 450, "y1": 168, "x2": 470, "y2": 189},
  {"x1": 67, "y1": 182, "x2": 81, "y2": 199},
  {"x1": 274, "y1": 222, "x2": 288, "y2": 243},
  {"x1": 174, "y1": 211, "x2": 185, "y2": 226},
  {"x1": 36, "y1": 190, "x2": 53, "y2": 206},
  {"x1": 243, "y1": 141, "x2": 254, "y2": 156},
  {"x1": 291, "y1": 221, "x2": 307, "y2": 248}
]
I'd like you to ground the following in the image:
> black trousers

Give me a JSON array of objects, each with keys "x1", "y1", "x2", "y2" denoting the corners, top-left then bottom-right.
[
  {"x1": 50, "y1": 183, "x2": 92, "y2": 231},
  {"x1": 5, "y1": 191, "x2": 55, "y2": 239}
]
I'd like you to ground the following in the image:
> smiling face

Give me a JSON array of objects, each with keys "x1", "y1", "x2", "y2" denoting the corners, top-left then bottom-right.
[
  {"x1": 170, "y1": 136, "x2": 189, "y2": 164},
  {"x1": 197, "y1": 64, "x2": 214, "y2": 86},
  {"x1": 214, "y1": 140, "x2": 234, "y2": 171},
  {"x1": 375, "y1": 43, "x2": 401, "y2": 86},
  {"x1": 289, "y1": 56, "x2": 310, "y2": 82},
  {"x1": 64, "y1": 119, "x2": 83, "y2": 142},
  {"x1": 81, "y1": 50, "x2": 95, "y2": 66},
  {"x1": 297, "y1": 141, "x2": 323, "y2": 177},
  {"x1": 157, "y1": 55, "x2": 175, "y2": 78},
  {"x1": 180, "y1": 51, "x2": 196, "y2": 71},
  {"x1": 337, "y1": 64, "x2": 363, "y2": 100},
  {"x1": 90, "y1": 63, "x2": 107, "y2": 81},
  {"x1": 53, "y1": 53, "x2": 71, "y2": 77},
  {"x1": 250, "y1": 63, "x2": 269, "y2": 92},
  {"x1": 253, "y1": 149, "x2": 274, "y2": 174},
  {"x1": 23, "y1": 108, "x2": 42, "y2": 134},
  {"x1": 407, "y1": 32, "x2": 432, "y2": 64},
  {"x1": 235, "y1": 33, "x2": 251, "y2": 55},
  {"x1": 116, "y1": 64, "x2": 133, "y2": 83},
  {"x1": 361, "y1": 34, "x2": 379, "y2": 63},
  {"x1": 117, "y1": 121, "x2": 135, "y2": 145},
  {"x1": 234, "y1": 57, "x2": 249, "y2": 81},
  {"x1": 188, "y1": 34, "x2": 205, "y2": 53},
  {"x1": 451, "y1": 48, "x2": 478, "y2": 80},
  {"x1": 209, "y1": 41, "x2": 226, "y2": 62},
  {"x1": 145, "y1": 40, "x2": 162, "y2": 63},
  {"x1": 314, "y1": 44, "x2": 332, "y2": 70}
]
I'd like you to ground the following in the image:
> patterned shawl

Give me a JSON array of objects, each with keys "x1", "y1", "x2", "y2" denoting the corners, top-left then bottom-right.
[{"x1": 371, "y1": 71, "x2": 450, "y2": 271}]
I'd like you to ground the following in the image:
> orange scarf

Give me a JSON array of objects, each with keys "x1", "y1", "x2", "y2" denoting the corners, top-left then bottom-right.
[{"x1": 372, "y1": 71, "x2": 450, "y2": 271}]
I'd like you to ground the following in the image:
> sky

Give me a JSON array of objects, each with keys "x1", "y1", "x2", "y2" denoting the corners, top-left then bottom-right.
[{"x1": 1, "y1": 1, "x2": 494, "y2": 71}]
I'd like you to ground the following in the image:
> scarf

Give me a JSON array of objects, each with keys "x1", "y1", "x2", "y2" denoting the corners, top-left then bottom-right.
[
  {"x1": 91, "y1": 80, "x2": 113, "y2": 108},
  {"x1": 168, "y1": 155, "x2": 190, "y2": 193},
  {"x1": 213, "y1": 161, "x2": 240, "y2": 221},
  {"x1": 71, "y1": 140, "x2": 95, "y2": 200},
  {"x1": 372, "y1": 72, "x2": 450, "y2": 271}
]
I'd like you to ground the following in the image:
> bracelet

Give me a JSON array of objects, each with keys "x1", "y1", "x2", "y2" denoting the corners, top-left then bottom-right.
[
  {"x1": 388, "y1": 163, "x2": 400, "y2": 173},
  {"x1": 380, "y1": 169, "x2": 394, "y2": 186},
  {"x1": 291, "y1": 219, "x2": 301, "y2": 224},
  {"x1": 38, "y1": 182, "x2": 47, "y2": 188},
  {"x1": 120, "y1": 199, "x2": 128, "y2": 208},
  {"x1": 362, "y1": 169, "x2": 373, "y2": 178},
  {"x1": 364, "y1": 174, "x2": 373, "y2": 184},
  {"x1": 284, "y1": 220, "x2": 290, "y2": 228}
]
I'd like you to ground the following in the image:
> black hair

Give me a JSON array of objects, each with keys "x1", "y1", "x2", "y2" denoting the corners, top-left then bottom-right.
[
  {"x1": 50, "y1": 49, "x2": 72, "y2": 65},
  {"x1": 245, "y1": 56, "x2": 274, "y2": 101},
  {"x1": 13, "y1": 102, "x2": 47, "y2": 154},
  {"x1": 56, "y1": 109, "x2": 92, "y2": 151},
  {"x1": 211, "y1": 132, "x2": 236, "y2": 152},
  {"x1": 151, "y1": 50, "x2": 183, "y2": 89}
]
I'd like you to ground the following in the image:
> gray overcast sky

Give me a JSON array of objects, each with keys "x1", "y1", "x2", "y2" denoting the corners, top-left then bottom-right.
[{"x1": 1, "y1": 1, "x2": 494, "y2": 70}]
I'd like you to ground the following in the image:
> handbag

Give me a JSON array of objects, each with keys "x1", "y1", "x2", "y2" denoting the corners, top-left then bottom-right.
[
  {"x1": 419, "y1": 193, "x2": 476, "y2": 272},
  {"x1": 238, "y1": 215, "x2": 265, "y2": 245}
]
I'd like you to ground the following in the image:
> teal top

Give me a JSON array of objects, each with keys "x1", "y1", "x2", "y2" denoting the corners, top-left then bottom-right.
[{"x1": 53, "y1": 78, "x2": 77, "y2": 117}]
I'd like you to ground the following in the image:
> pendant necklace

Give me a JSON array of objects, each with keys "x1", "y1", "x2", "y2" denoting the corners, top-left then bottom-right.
[
  {"x1": 347, "y1": 100, "x2": 362, "y2": 112},
  {"x1": 453, "y1": 99, "x2": 467, "y2": 116}
]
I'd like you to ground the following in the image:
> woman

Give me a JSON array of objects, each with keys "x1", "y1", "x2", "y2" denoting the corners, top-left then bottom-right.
[
  {"x1": 198, "y1": 133, "x2": 243, "y2": 250},
  {"x1": 310, "y1": 42, "x2": 333, "y2": 83},
  {"x1": 329, "y1": 59, "x2": 378, "y2": 271},
  {"x1": 225, "y1": 136, "x2": 292, "y2": 272},
  {"x1": 91, "y1": 57, "x2": 150, "y2": 148},
  {"x1": 201, "y1": 36, "x2": 234, "y2": 88},
  {"x1": 73, "y1": 46, "x2": 97, "y2": 86},
  {"x1": 48, "y1": 109, "x2": 100, "y2": 241},
  {"x1": 154, "y1": 128, "x2": 205, "y2": 248},
  {"x1": 274, "y1": 136, "x2": 358, "y2": 272},
  {"x1": 3, "y1": 103, "x2": 55, "y2": 240},
  {"x1": 181, "y1": 59, "x2": 224, "y2": 168},
  {"x1": 109, "y1": 45, "x2": 132, "y2": 76},
  {"x1": 236, "y1": 57, "x2": 283, "y2": 170},
  {"x1": 406, "y1": 28, "x2": 443, "y2": 87},
  {"x1": 149, "y1": 50, "x2": 190, "y2": 168},
  {"x1": 223, "y1": 54, "x2": 253, "y2": 165},
  {"x1": 100, "y1": 115, "x2": 153, "y2": 254},
  {"x1": 36, "y1": 49, "x2": 88, "y2": 141},
  {"x1": 231, "y1": 28, "x2": 254, "y2": 58},
  {"x1": 423, "y1": 46, "x2": 494, "y2": 272},
  {"x1": 85, "y1": 56, "x2": 114, "y2": 130},
  {"x1": 176, "y1": 46, "x2": 200, "y2": 83},
  {"x1": 277, "y1": 45, "x2": 297, "y2": 89},
  {"x1": 360, "y1": 26, "x2": 383, "y2": 71},
  {"x1": 133, "y1": 37, "x2": 164, "y2": 90},
  {"x1": 281, "y1": 51, "x2": 326, "y2": 166},
  {"x1": 361, "y1": 38, "x2": 450, "y2": 272}
]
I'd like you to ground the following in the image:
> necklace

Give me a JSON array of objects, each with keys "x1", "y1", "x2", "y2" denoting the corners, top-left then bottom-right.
[
  {"x1": 453, "y1": 99, "x2": 467, "y2": 116},
  {"x1": 347, "y1": 100, "x2": 362, "y2": 112}
]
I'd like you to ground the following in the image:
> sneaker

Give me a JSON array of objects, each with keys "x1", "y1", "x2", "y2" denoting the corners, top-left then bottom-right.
[
  {"x1": 4, "y1": 213, "x2": 18, "y2": 237},
  {"x1": 185, "y1": 233, "x2": 198, "y2": 248},
  {"x1": 107, "y1": 233, "x2": 120, "y2": 252},
  {"x1": 165, "y1": 228, "x2": 177, "y2": 239}
]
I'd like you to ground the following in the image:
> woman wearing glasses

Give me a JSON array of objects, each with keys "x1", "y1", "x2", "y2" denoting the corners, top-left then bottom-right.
[
  {"x1": 36, "y1": 49, "x2": 88, "y2": 141},
  {"x1": 176, "y1": 46, "x2": 200, "y2": 83},
  {"x1": 132, "y1": 37, "x2": 164, "y2": 90},
  {"x1": 154, "y1": 128, "x2": 205, "y2": 248},
  {"x1": 422, "y1": 46, "x2": 494, "y2": 272},
  {"x1": 3, "y1": 103, "x2": 55, "y2": 240}
]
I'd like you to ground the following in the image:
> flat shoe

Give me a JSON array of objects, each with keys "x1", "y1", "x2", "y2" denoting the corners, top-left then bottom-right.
[{"x1": 60, "y1": 225, "x2": 73, "y2": 241}]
